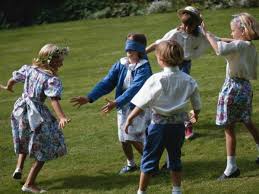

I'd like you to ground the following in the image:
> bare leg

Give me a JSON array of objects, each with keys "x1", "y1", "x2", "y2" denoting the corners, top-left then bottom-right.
[
  {"x1": 219, "y1": 124, "x2": 240, "y2": 178},
  {"x1": 138, "y1": 172, "x2": 151, "y2": 191},
  {"x1": 171, "y1": 171, "x2": 181, "y2": 187},
  {"x1": 130, "y1": 141, "x2": 143, "y2": 155},
  {"x1": 16, "y1": 153, "x2": 27, "y2": 170},
  {"x1": 225, "y1": 124, "x2": 236, "y2": 156},
  {"x1": 23, "y1": 160, "x2": 45, "y2": 191},
  {"x1": 244, "y1": 121, "x2": 259, "y2": 144},
  {"x1": 122, "y1": 142, "x2": 134, "y2": 160}
]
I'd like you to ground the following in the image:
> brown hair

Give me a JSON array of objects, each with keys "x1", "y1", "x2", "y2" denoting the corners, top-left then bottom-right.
[
  {"x1": 126, "y1": 33, "x2": 147, "y2": 58},
  {"x1": 178, "y1": 13, "x2": 200, "y2": 36},
  {"x1": 155, "y1": 40, "x2": 184, "y2": 67}
]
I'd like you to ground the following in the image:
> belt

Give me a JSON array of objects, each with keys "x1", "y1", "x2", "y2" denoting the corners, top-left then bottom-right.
[{"x1": 151, "y1": 112, "x2": 188, "y2": 124}]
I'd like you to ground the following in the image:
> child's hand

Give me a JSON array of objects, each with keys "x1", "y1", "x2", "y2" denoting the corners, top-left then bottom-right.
[
  {"x1": 189, "y1": 110, "x2": 199, "y2": 124},
  {"x1": 101, "y1": 98, "x2": 116, "y2": 113},
  {"x1": 70, "y1": 96, "x2": 89, "y2": 108},
  {"x1": 59, "y1": 117, "x2": 71, "y2": 129},
  {"x1": 0, "y1": 84, "x2": 14, "y2": 92},
  {"x1": 124, "y1": 118, "x2": 132, "y2": 134}
]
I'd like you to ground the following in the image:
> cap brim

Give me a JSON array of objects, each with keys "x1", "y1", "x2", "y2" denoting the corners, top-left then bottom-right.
[{"x1": 177, "y1": 9, "x2": 202, "y2": 25}]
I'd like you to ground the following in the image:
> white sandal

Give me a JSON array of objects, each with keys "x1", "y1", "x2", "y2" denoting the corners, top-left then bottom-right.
[{"x1": 21, "y1": 185, "x2": 47, "y2": 193}]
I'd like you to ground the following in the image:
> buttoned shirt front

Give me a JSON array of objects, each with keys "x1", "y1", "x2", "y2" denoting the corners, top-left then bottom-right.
[{"x1": 131, "y1": 66, "x2": 201, "y2": 116}]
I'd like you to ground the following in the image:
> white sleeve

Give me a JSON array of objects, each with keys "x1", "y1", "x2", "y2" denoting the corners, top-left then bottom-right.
[
  {"x1": 155, "y1": 28, "x2": 178, "y2": 45},
  {"x1": 131, "y1": 75, "x2": 162, "y2": 109},
  {"x1": 217, "y1": 41, "x2": 239, "y2": 56},
  {"x1": 190, "y1": 87, "x2": 201, "y2": 110},
  {"x1": 192, "y1": 35, "x2": 210, "y2": 58}
]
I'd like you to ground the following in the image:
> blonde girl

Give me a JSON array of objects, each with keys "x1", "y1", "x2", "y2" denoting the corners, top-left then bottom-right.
[
  {"x1": 201, "y1": 13, "x2": 259, "y2": 180},
  {"x1": 0, "y1": 44, "x2": 70, "y2": 192}
]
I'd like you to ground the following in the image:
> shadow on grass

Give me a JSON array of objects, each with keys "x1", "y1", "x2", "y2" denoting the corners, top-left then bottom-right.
[
  {"x1": 183, "y1": 158, "x2": 259, "y2": 182},
  {"x1": 41, "y1": 172, "x2": 142, "y2": 191}
]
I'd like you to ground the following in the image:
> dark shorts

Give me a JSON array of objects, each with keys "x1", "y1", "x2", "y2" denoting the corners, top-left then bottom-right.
[
  {"x1": 179, "y1": 60, "x2": 191, "y2": 75},
  {"x1": 141, "y1": 123, "x2": 185, "y2": 173}
]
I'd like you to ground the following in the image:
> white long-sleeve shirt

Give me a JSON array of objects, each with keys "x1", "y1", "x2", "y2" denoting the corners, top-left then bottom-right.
[
  {"x1": 217, "y1": 40, "x2": 258, "y2": 80},
  {"x1": 131, "y1": 66, "x2": 201, "y2": 116},
  {"x1": 155, "y1": 27, "x2": 209, "y2": 60}
]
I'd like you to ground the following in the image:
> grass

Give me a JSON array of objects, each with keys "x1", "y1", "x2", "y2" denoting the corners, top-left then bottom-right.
[{"x1": 1, "y1": 8, "x2": 259, "y2": 194}]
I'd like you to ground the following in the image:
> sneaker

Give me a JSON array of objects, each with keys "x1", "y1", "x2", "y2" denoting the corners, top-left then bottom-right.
[
  {"x1": 12, "y1": 168, "x2": 22, "y2": 180},
  {"x1": 217, "y1": 168, "x2": 240, "y2": 180},
  {"x1": 185, "y1": 127, "x2": 194, "y2": 140},
  {"x1": 256, "y1": 157, "x2": 259, "y2": 164},
  {"x1": 21, "y1": 185, "x2": 47, "y2": 193},
  {"x1": 119, "y1": 165, "x2": 138, "y2": 174}
]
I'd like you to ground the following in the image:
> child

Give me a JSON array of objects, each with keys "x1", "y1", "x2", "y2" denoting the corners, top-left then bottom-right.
[
  {"x1": 70, "y1": 33, "x2": 152, "y2": 174},
  {"x1": 201, "y1": 13, "x2": 259, "y2": 180},
  {"x1": 0, "y1": 44, "x2": 70, "y2": 192},
  {"x1": 146, "y1": 6, "x2": 208, "y2": 141},
  {"x1": 125, "y1": 40, "x2": 201, "y2": 194}
]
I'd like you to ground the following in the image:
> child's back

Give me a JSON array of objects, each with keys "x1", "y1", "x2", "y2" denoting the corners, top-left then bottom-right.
[{"x1": 139, "y1": 68, "x2": 199, "y2": 117}]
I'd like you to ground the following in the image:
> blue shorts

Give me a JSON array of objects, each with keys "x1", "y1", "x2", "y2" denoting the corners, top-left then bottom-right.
[
  {"x1": 180, "y1": 60, "x2": 191, "y2": 75},
  {"x1": 141, "y1": 123, "x2": 185, "y2": 173}
]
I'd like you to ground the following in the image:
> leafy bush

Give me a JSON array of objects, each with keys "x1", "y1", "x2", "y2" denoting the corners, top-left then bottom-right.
[
  {"x1": 146, "y1": 0, "x2": 173, "y2": 14},
  {"x1": 204, "y1": 0, "x2": 259, "y2": 9}
]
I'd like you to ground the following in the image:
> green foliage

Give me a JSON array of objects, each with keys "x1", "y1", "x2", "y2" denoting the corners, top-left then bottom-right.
[{"x1": 146, "y1": 0, "x2": 173, "y2": 14}]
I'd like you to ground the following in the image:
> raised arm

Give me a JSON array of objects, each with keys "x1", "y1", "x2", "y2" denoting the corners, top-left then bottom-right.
[
  {"x1": 146, "y1": 42, "x2": 157, "y2": 54},
  {"x1": 200, "y1": 22, "x2": 219, "y2": 53}
]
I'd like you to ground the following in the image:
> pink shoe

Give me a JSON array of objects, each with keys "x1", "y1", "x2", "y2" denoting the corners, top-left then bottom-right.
[{"x1": 185, "y1": 127, "x2": 194, "y2": 140}]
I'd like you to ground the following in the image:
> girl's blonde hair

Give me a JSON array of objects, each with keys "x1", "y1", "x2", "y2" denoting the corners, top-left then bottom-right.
[
  {"x1": 232, "y1": 13, "x2": 259, "y2": 40},
  {"x1": 32, "y1": 44, "x2": 69, "y2": 75},
  {"x1": 155, "y1": 40, "x2": 184, "y2": 67}
]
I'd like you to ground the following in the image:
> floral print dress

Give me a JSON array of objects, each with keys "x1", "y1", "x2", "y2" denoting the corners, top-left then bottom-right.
[{"x1": 11, "y1": 65, "x2": 67, "y2": 161}]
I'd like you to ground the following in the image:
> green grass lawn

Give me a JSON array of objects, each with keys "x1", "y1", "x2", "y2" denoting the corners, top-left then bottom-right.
[{"x1": 1, "y1": 8, "x2": 259, "y2": 194}]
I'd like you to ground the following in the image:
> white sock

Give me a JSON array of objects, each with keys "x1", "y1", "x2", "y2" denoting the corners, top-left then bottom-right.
[
  {"x1": 224, "y1": 156, "x2": 237, "y2": 176},
  {"x1": 137, "y1": 189, "x2": 146, "y2": 194},
  {"x1": 256, "y1": 144, "x2": 259, "y2": 157},
  {"x1": 172, "y1": 186, "x2": 182, "y2": 194},
  {"x1": 127, "y1": 159, "x2": 136, "y2": 167}
]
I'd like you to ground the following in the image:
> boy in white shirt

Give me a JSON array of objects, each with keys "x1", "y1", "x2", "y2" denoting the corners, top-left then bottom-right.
[
  {"x1": 146, "y1": 6, "x2": 207, "y2": 141},
  {"x1": 124, "y1": 40, "x2": 201, "y2": 194}
]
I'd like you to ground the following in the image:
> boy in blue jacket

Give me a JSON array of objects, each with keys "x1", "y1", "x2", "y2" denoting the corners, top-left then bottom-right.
[{"x1": 71, "y1": 33, "x2": 152, "y2": 174}]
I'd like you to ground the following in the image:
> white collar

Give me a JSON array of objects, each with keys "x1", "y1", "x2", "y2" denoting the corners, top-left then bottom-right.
[
  {"x1": 120, "y1": 57, "x2": 148, "y2": 69},
  {"x1": 163, "y1": 66, "x2": 179, "y2": 73}
]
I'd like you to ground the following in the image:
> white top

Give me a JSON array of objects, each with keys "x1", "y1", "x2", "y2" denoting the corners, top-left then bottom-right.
[
  {"x1": 155, "y1": 27, "x2": 209, "y2": 60},
  {"x1": 120, "y1": 57, "x2": 148, "y2": 90},
  {"x1": 131, "y1": 66, "x2": 201, "y2": 116},
  {"x1": 217, "y1": 40, "x2": 258, "y2": 80}
]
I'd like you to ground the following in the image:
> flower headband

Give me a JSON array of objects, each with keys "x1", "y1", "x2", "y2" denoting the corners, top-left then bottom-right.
[
  {"x1": 232, "y1": 14, "x2": 245, "y2": 29},
  {"x1": 35, "y1": 46, "x2": 69, "y2": 65}
]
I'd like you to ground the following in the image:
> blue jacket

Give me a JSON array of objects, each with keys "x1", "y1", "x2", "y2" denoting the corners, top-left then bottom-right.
[{"x1": 87, "y1": 57, "x2": 152, "y2": 109}]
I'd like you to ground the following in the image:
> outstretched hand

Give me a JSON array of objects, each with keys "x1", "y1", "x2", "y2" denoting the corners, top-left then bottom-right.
[
  {"x1": 0, "y1": 84, "x2": 14, "y2": 93},
  {"x1": 101, "y1": 98, "x2": 116, "y2": 113},
  {"x1": 70, "y1": 96, "x2": 89, "y2": 108}
]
